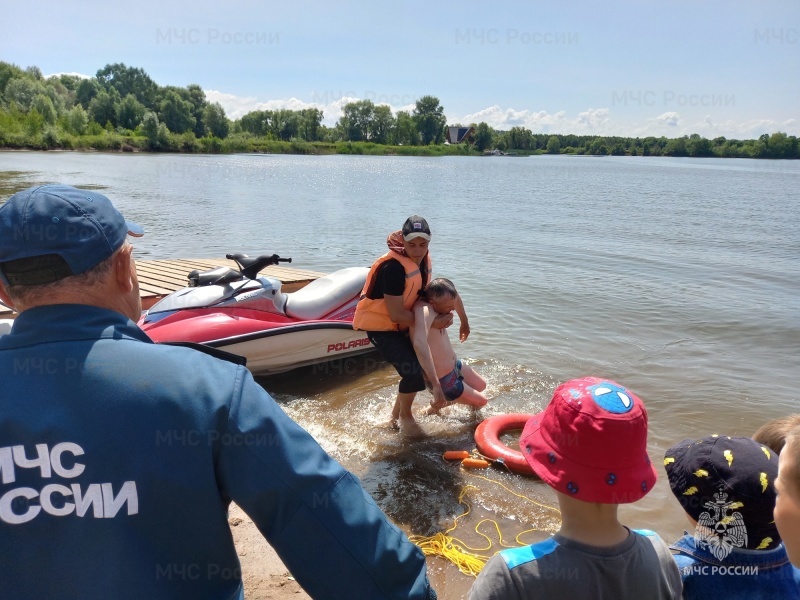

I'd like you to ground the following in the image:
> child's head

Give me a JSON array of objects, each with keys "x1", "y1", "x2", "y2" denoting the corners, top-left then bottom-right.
[
  {"x1": 424, "y1": 278, "x2": 457, "y2": 315},
  {"x1": 775, "y1": 424, "x2": 800, "y2": 566},
  {"x1": 519, "y1": 377, "x2": 656, "y2": 504},
  {"x1": 753, "y1": 414, "x2": 800, "y2": 454},
  {"x1": 664, "y1": 435, "x2": 781, "y2": 552}
]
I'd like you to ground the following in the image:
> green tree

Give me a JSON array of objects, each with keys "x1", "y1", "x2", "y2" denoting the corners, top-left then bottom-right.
[
  {"x1": 116, "y1": 94, "x2": 146, "y2": 130},
  {"x1": 340, "y1": 99, "x2": 376, "y2": 141},
  {"x1": 686, "y1": 133, "x2": 712, "y2": 157},
  {"x1": 24, "y1": 109, "x2": 45, "y2": 135},
  {"x1": 298, "y1": 108, "x2": 323, "y2": 141},
  {"x1": 610, "y1": 143, "x2": 626, "y2": 156},
  {"x1": 57, "y1": 73, "x2": 84, "y2": 92},
  {"x1": 270, "y1": 109, "x2": 300, "y2": 140},
  {"x1": 31, "y1": 94, "x2": 57, "y2": 125},
  {"x1": 663, "y1": 137, "x2": 688, "y2": 157},
  {"x1": 0, "y1": 62, "x2": 25, "y2": 98},
  {"x1": 5, "y1": 77, "x2": 46, "y2": 111},
  {"x1": 142, "y1": 111, "x2": 170, "y2": 149},
  {"x1": 88, "y1": 89, "x2": 120, "y2": 127},
  {"x1": 184, "y1": 84, "x2": 208, "y2": 138},
  {"x1": 159, "y1": 90, "x2": 196, "y2": 134},
  {"x1": 202, "y1": 102, "x2": 230, "y2": 138},
  {"x1": 371, "y1": 105, "x2": 395, "y2": 144},
  {"x1": 96, "y1": 63, "x2": 159, "y2": 109},
  {"x1": 766, "y1": 132, "x2": 794, "y2": 159},
  {"x1": 505, "y1": 127, "x2": 533, "y2": 150},
  {"x1": 141, "y1": 111, "x2": 159, "y2": 146},
  {"x1": 394, "y1": 110, "x2": 418, "y2": 145},
  {"x1": 25, "y1": 66, "x2": 43, "y2": 81},
  {"x1": 587, "y1": 138, "x2": 608, "y2": 155},
  {"x1": 413, "y1": 95, "x2": 446, "y2": 145},
  {"x1": 239, "y1": 110, "x2": 270, "y2": 137},
  {"x1": 546, "y1": 135, "x2": 561, "y2": 154},
  {"x1": 67, "y1": 104, "x2": 88, "y2": 135},
  {"x1": 44, "y1": 80, "x2": 68, "y2": 116},
  {"x1": 76, "y1": 78, "x2": 100, "y2": 109},
  {"x1": 474, "y1": 122, "x2": 493, "y2": 151}
]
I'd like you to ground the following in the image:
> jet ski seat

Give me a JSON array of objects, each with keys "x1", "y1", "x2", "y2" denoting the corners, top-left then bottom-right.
[
  {"x1": 284, "y1": 267, "x2": 368, "y2": 321},
  {"x1": 188, "y1": 266, "x2": 243, "y2": 287}
]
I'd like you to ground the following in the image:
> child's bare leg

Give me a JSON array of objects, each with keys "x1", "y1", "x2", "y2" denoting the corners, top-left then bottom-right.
[
  {"x1": 456, "y1": 384, "x2": 488, "y2": 409},
  {"x1": 460, "y1": 364, "x2": 486, "y2": 392}
]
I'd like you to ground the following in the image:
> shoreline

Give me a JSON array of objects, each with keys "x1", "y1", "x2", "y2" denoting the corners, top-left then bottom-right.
[{"x1": 1, "y1": 147, "x2": 797, "y2": 161}]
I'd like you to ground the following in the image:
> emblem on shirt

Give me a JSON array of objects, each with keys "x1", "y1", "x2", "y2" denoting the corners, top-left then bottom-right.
[{"x1": 694, "y1": 489, "x2": 747, "y2": 561}]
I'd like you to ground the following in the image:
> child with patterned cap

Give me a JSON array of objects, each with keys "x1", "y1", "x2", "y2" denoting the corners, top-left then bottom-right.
[
  {"x1": 664, "y1": 435, "x2": 800, "y2": 598},
  {"x1": 469, "y1": 377, "x2": 681, "y2": 600}
]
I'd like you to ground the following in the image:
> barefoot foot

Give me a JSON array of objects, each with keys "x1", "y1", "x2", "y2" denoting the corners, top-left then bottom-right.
[
  {"x1": 377, "y1": 418, "x2": 400, "y2": 431},
  {"x1": 399, "y1": 415, "x2": 425, "y2": 437}
]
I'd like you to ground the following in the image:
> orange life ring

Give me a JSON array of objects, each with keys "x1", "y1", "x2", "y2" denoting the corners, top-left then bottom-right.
[{"x1": 474, "y1": 413, "x2": 536, "y2": 475}]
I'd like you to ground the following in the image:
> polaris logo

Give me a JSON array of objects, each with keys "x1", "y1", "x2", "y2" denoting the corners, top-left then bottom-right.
[{"x1": 327, "y1": 338, "x2": 371, "y2": 353}]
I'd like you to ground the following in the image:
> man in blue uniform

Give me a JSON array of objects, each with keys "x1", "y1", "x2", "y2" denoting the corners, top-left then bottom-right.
[{"x1": 0, "y1": 184, "x2": 436, "y2": 600}]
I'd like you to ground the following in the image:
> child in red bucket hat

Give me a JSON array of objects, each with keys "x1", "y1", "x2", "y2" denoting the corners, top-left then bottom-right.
[{"x1": 469, "y1": 377, "x2": 681, "y2": 600}]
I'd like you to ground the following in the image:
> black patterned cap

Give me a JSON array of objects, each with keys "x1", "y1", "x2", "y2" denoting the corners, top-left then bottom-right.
[{"x1": 664, "y1": 435, "x2": 780, "y2": 551}]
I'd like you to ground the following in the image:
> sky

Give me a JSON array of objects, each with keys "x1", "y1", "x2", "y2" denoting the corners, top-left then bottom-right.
[{"x1": 3, "y1": 0, "x2": 799, "y2": 138}]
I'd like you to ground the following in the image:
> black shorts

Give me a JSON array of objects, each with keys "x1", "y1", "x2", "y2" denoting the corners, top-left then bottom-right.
[{"x1": 367, "y1": 331, "x2": 426, "y2": 394}]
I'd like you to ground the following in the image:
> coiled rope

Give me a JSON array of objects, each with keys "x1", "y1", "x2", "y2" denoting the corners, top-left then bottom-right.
[{"x1": 409, "y1": 473, "x2": 561, "y2": 576}]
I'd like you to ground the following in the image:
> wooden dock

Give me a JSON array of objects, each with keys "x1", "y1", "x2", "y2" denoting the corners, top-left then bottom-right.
[{"x1": 0, "y1": 257, "x2": 326, "y2": 318}]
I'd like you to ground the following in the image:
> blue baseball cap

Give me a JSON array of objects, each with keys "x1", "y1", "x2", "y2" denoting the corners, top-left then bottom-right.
[{"x1": 0, "y1": 184, "x2": 143, "y2": 286}]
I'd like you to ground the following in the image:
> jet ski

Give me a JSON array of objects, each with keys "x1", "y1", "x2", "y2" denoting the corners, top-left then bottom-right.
[{"x1": 138, "y1": 253, "x2": 374, "y2": 375}]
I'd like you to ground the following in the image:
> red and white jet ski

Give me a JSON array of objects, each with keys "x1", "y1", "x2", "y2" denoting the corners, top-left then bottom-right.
[{"x1": 138, "y1": 253, "x2": 374, "y2": 375}]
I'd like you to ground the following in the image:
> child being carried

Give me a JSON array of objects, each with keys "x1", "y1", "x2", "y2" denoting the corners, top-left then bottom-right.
[{"x1": 411, "y1": 278, "x2": 488, "y2": 414}]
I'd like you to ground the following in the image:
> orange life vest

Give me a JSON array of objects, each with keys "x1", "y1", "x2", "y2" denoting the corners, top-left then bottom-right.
[{"x1": 352, "y1": 251, "x2": 431, "y2": 331}]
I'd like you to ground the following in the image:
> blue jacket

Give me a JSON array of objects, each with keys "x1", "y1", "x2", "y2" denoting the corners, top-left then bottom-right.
[
  {"x1": 671, "y1": 533, "x2": 800, "y2": 599},
  {"x1": 0, "y1": 304, "x2": 435, "y2": 600}
]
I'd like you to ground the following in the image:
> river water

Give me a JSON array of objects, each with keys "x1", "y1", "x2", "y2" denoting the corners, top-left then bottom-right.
[{"x1": 2, "y1": 151, "x2": 799, "y2": 597}]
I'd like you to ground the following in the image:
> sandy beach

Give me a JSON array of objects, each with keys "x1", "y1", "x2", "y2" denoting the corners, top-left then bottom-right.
[
  {"x1": 229, "y1": 503, "x2": 310, "y2": 599},
  {"x1": 230, "y1": 502, "x2": 474, "y2": 599}
]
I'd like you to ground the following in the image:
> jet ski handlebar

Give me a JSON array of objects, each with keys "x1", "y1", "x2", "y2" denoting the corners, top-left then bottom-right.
[{"x1": 225, "y1": 253, "x2": 293, "y2": 280}]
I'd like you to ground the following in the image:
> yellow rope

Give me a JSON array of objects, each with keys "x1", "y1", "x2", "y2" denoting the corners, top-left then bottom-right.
[{"x1": 409, "y1": 471, "x2": 562, "y2": 577}]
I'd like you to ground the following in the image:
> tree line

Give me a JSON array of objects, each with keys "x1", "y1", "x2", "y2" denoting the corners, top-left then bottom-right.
[
  {"x1": 483, "y1": 128, "x2": 799, "y2": 159},
  {"x1": 0, "y1": 61, "x2": 797, "y2": 159}
]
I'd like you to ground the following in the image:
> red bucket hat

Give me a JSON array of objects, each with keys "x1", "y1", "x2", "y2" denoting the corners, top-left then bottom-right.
[{"x1": 519, "y1": 377, "x2": 657, "y2": 504}]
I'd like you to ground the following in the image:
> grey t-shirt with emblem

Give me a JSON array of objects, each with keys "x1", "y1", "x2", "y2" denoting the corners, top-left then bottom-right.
[{"x1": 469, "y1": 528, "x2": 681, "y2": 600}]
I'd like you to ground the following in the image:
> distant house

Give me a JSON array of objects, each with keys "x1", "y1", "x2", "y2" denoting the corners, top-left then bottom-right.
[{"x1": 445, "y1": 126, "x2": 475, "y2": 144}]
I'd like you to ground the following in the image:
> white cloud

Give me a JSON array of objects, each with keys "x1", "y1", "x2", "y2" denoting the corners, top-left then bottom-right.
[
  {"x1": 630, "y1": 113, "x2": 800, "y2": 139},
  {"x1": 204, "y1": 90, "x2": 268, "y2": 120},
  {"x1": 205, "y1": 90, "x2": 414, "y2": 124},
  {"x1": 655, "y1": 112, "x2": 681, "y2": 127},
  {"x1": 204, "y1": 90, "x2": 800, "y2": 138},
  {"x1": 44, "y1": 72, "x2": 91, "y2": 80},
  {"x1": 685, "y1": 116, "x2": 799, "y2": 138},
  {"x1": 453, "y1": 105, "x2": 616, "y2": 135}
]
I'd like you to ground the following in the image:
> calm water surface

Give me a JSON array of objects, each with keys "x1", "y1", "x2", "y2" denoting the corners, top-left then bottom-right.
[{"x1": 2, "y1": 152, "x2": 799, "y2": 597}]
